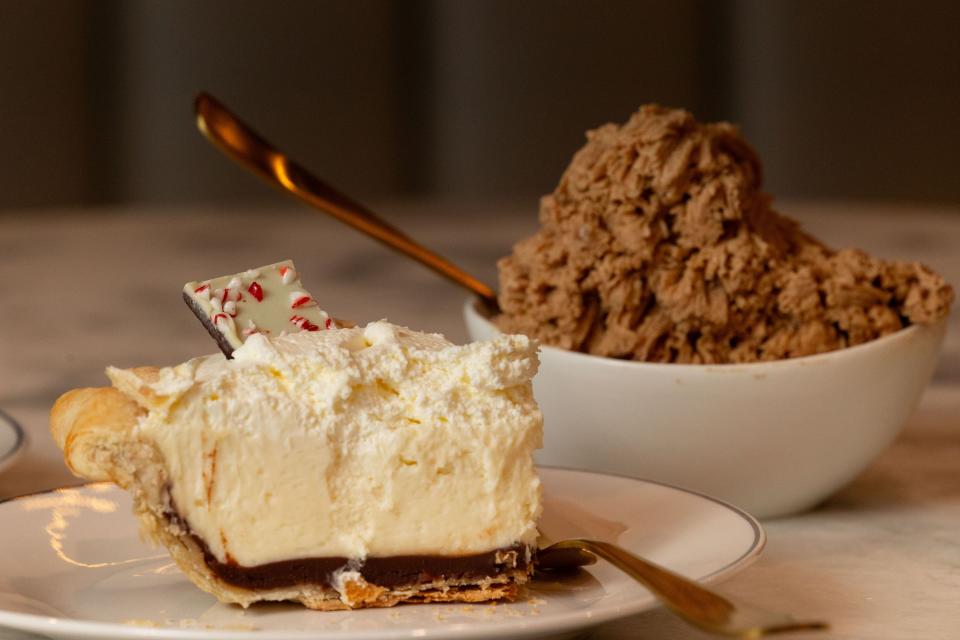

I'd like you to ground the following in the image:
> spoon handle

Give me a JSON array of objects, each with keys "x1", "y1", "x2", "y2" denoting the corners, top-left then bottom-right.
[
  {"x1": 194, "y1": 92, "x2": 498, "y2": 307},
  {"x1": 547, "y1": 539, "x2": 827, "y2": 637}
]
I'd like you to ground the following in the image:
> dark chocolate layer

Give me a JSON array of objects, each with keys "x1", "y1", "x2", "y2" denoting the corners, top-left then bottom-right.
[
  {"x1": 201, "y1": 542, "x2": 529, "y2": 590},
  {"x1": 165, "y1": 503, "x2": 531, "y2": 591}
]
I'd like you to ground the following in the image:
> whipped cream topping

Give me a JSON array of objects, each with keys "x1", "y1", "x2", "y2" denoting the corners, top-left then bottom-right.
[{"x1": 113, "y1": 322, "x2": 542, "y2": 566}]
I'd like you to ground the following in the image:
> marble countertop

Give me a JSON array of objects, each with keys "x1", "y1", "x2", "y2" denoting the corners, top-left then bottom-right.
[{"x1": 1, "y1": 201, "x2": 959, "y2": 639}]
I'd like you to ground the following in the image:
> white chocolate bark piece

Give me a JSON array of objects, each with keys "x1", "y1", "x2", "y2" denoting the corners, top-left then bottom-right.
[{"x1": 183, "y1": 259, "x2": 333, "y2": 357}]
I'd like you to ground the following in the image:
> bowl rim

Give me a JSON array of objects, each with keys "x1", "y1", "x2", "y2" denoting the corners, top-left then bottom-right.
[{"x1": 464, "y1": 296, "x2": 947, "y2": 372}]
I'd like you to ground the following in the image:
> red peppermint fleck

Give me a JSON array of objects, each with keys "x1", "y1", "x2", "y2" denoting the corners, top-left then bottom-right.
[
  {"x1": 325, "y1": 317, "x2": 333, "y2": 329},
  {"x1": 291, "y1": 295, "x2": 313, "y2": 309},
  {"x1": 248, "y1": 281, "x2": 264, "y2": 302},
  {"x1": 290, "y1": 315, "x2": 319, "y2": 331},
  {"x1": 194, "y1": 284, "x2": 209, "y2": 293},
  {"x1": 279, "y1": 265, "x2": 297, "y2": 285}
]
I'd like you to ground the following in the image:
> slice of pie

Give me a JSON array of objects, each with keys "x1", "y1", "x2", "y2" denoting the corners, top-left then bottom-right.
[{"x1": 50, "y1": 321, "x2": 542, "y2": 609}]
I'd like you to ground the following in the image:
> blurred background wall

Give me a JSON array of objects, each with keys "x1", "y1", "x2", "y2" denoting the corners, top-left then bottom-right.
[{"x1": 0, "y1": 0, "x2": 958, "y2": 210}]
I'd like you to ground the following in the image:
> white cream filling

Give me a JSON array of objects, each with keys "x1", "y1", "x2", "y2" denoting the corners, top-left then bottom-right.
[{"x1": 122, "y1": 322, "x2": 542, "y2": 566}]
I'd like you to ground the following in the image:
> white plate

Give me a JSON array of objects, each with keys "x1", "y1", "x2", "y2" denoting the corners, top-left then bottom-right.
[
  {"x1": 0, "y1": 468, "x2": 763, "y2": 640},
  {"x1": 0, "y1": 411, "x2": 25, "y2": 475}
]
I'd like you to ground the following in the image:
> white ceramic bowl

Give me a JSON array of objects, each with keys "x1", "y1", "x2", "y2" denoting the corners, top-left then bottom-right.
[{"x1": 465, "y1": 299, "x2": 948, "y2": 518}]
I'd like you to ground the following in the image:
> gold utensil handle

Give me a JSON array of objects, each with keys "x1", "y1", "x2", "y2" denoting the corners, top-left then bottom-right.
[
  {"x1": 194, "y1": 92, "x2": 498, "y2": 307},
  {"x1": 546, "y1": 539, "x2": 828, "y2": 637}
]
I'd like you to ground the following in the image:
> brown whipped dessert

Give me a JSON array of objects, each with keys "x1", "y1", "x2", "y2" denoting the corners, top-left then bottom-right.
[{"x1": 497, "y1": 105, "x2": 953, "y2": 363}]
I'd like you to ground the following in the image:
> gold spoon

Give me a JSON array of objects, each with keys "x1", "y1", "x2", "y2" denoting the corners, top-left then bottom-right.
[
  {"x1": 194, "y1": 92, "x2": 499, "y2": 312},
  {"x1": 194, "y1": 92, "x2": 827, "y2": 637},
  {"x1": 537, "y1": 540, "x2": 828, "y2": 637}
]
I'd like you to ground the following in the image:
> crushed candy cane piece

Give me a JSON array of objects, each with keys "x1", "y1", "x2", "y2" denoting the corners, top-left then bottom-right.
[
  {"x1": 290, "y1": 291, "x2": 315, "y2": 308},
  {"x1": 290, "y1": 315, "x2": 320, "y2": 331},
  {"x1": 279, "y1": 265, "x2": 296, "y2": 285},
  {"x1": 212, "y1": 313, "x2": 235, "y2": 333}
]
